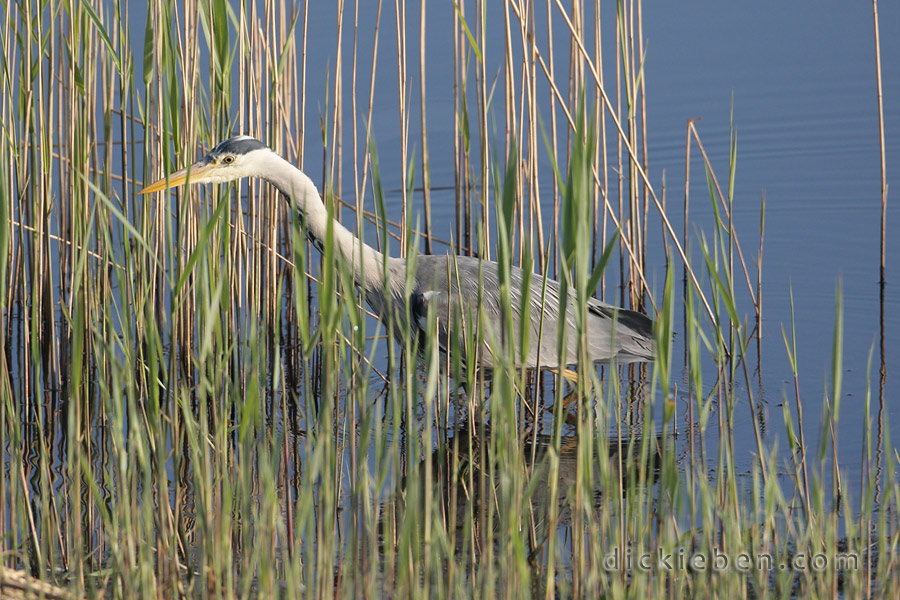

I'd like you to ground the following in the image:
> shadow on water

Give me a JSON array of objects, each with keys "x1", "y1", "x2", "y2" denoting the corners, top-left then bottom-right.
[{"x1": 376, "y1": 419, "x2": 662, "y2": 572}]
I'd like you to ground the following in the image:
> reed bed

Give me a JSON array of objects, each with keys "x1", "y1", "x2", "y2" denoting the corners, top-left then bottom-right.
[{"x1": 1, "y1": 0, "x2": 897, "y2": 598}]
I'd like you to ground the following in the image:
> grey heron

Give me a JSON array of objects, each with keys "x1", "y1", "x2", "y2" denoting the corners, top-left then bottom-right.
[{"x1": 139, "y1": 135, "x2": 655, "y2": 368}]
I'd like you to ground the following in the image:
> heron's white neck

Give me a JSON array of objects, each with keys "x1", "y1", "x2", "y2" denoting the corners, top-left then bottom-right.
[{"x1": 261, "y1": 152, "x2": 386, "y2": 294}]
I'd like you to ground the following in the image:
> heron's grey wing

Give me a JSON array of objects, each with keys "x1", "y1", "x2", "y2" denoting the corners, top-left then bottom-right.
[
  {"x1": 414, "y1": 256, "x2": 558, "y2": 366},
  {"x1": 520, "y1": 273, "x2": 655, "y2": 364},
  {"x1": 408, "y1": 255, "x2": 499, "y2": 364},
  {"x1": 407, "y1": 254, "x2": 655, "y2": 366},
  {"x1": 586, "y1": 299, "x2": 655, "y2": 362}
]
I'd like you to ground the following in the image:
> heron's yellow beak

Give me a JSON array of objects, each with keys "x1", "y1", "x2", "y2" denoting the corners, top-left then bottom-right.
[{"x1": 138, "y1": 161, "x2": 215, "y2": 194}]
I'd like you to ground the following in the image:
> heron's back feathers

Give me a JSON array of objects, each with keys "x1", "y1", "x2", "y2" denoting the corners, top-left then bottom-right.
[{"x1": 390, "y1": 254, "x2": 655, "y2": 368}]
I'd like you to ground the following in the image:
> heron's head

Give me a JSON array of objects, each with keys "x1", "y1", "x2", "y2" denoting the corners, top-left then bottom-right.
[{"x1": 139, "y1": 135, "x2": 272, "y2": 194}]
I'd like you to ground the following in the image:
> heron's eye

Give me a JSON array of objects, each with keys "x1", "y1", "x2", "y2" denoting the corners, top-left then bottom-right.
[{"x1": 222, "y1": 155, "x2": 235, "y2": 164}]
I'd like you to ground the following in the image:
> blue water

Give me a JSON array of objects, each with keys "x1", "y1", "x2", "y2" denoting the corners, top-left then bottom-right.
[{"x1": 640, "y1": 1, "x2": 900, "y2": 472}]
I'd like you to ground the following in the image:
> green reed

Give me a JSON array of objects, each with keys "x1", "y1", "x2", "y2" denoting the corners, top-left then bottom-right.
[{"x1": 1, "y1": 0, "x2": 898, "y2": 599}]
